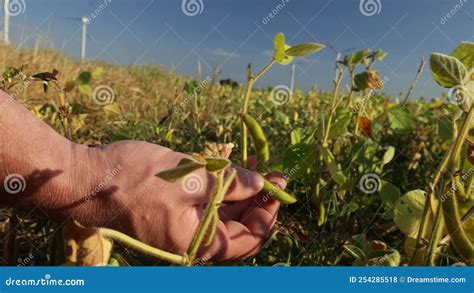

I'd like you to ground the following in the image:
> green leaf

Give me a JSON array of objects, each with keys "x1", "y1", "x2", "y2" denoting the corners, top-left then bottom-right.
[
  {"x1": 155, "y1": 160, "x2": 206, "y2": 182},
  {"x1": 394, "y1": 189, "x2": 427, "y2": 237},
  {"x1": 285, "y1": 42, "x2": 325, "y2": 57},
  {"x1": 367, "y1": 250, "x2": 401, "y2": 266},
  {"x1": 382, "y1": 146, "x2": 395, "y2": 165},
  {"x1": 70, "y1": 103, "x2": 90, "y2": 115},
  {"x1": 343, "y1": 244, "x2": 366, "y2": 261},
  {"x1": 63, "y1": 81, "x2": 76, "y2": 93},
  {"x1": 204, "y1": 157, "x2": 231, "y2": 172},
  {"x1": 430, "y1": 53, "x2": 468, "y2": 88},
  {"x1": 279, "y1": 44, "x2": 294, "y2": 65},
  {"x1": 348, "y1": 49, "x2": 370, "y2": 66},
  {"x1": 374, "y1": 50, "x2": 388, "y2": 61},
  {"x1": 353, "y1": 72, "x2": 370, "y2": 91},
  {"x1": 438, "y1": 115, "x2": 453, "y2": 142},
  {"x1": 282, "y1": 143, "x2": 315, "y2": 179},
  {"x1": 78, "y1": 71, "x2": 92, "y2": 85},
  {"x1": 352, "y1": 234, "x2": 370, "y2": 253},
  {"x1": 184, "y1": 80, "x2": 200, "y2": 95},
  {"x1": 321, "y1": 146, "x2": 347, "y2": 186},
  {"x1": 274, "y1": 33, "x2": 286, "y2": 63},
  {"x1": 103, "y1": 103, "x2": 122, "y2": 116},
  {"x1": 451, "y1": 42, "x2": 474, "y2": 69},
  {"x1": 92, "y1": 67, "x2": 103, "y2": 79},
  {"x1": 78, "y1": 84, "x2": 92, "y2": 97},
  {"x1": 387, "y1": 107, "x2": 413, "y2": 133},
  {"x1": 290, "y1": 128, "x2": 302, "y2": 145},
  {"x1": 327, "y1": 108, "x2": 352, "y2": 138},
  {"x1": 379, "y1": 181, "x2": 401, "y2": 219}
]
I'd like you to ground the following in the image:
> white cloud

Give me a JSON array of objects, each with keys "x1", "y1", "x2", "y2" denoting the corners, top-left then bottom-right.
[
  {"x1": 262, "y1": 50, "x2": 274, "y2": 57},
  {"x1": 211, "y1": 48, "x2": 240, "y2": 58}
]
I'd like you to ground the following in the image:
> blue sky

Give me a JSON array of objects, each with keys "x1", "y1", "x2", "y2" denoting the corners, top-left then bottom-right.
[{"x1": 7, "y1": 0, "x2": 474, "y2": 98}]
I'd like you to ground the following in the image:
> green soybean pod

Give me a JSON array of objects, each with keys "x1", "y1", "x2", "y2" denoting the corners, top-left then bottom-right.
[
  {"x1": 242, "y1": 113, "x2": 269, "y2": 173},
  {"x1": 262, "y1": 178, "x2": 297, "y2": 204}
]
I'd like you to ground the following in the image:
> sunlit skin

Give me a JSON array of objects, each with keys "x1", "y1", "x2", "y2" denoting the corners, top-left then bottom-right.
[{"x1": 0, "y1": 91, "x2": 286, "y2": 260}]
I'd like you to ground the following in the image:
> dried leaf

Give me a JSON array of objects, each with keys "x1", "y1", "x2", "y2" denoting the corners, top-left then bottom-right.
[
  {"x1": 367, "y1": 70, "x2": 383, "y2": 90},
  {"x1": 467, "y1": 144, "x2": 474, "y2": 165},
  {"x1": 370, "y1": 240, "x2": 387, "y2": 251},
  {"x1": 358, "y1": 116, "x2": 374, "y2": 139},
  {"x1": 63, "y1": 220, "x2": 113, "y2": 266},
  {"x1": 201, "y1": 142, "x2": 235, "y2": 158}
]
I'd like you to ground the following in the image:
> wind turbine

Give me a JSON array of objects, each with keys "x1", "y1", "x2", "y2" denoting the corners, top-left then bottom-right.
[
  {"x1": 290, "y1": 63, "x2": 296, "y2": 99},
  {"x1": 64, "y1": 16, "x2": 89, "y2": 62}
]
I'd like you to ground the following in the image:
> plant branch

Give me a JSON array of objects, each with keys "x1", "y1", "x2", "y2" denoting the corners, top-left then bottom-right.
[
  {"x1": 186, "y1": 169, "x2": 237, "y2": 263},
  {"x1": 240, "y1": 59, "x2": 276, "y2": 167},
  {"x1": 100, "y1": 228, "x2": 188, "y2": 266}
]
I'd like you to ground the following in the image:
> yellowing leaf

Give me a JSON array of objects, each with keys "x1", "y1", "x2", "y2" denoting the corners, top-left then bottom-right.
[
  {"x1": 103, "y1": 103, "x2": 122, "y2": 116},
  {"x1": 63, "y1": 220, "x2": 113, "y2": 266},
  {"x1": 274, "y1": 33, "x2": 286, "y2": 63}
]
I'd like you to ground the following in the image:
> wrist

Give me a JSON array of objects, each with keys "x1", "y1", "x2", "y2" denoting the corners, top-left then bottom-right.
[{"x1": 10, "y1": 138, "x2": 101, "y2": 224}]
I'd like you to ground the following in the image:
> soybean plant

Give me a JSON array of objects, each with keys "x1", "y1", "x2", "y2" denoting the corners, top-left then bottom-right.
[
  {"x1": 150, "y1": 33, "x2": 324, "y2": 264},
  {"x1": 409, "y1": 42, "x2": 474, "y2": 265}
]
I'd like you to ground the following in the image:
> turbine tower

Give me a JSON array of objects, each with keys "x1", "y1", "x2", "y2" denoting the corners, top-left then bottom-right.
[
  {"x1": 81, "y1": 16, "x2": 89, "y2": 62},
  {"x1": 64, "y1": 16, "x2": 89, "y2": 62},
  {"x1": 3, "y1": 0, "x2": 10, "y2": 44}
]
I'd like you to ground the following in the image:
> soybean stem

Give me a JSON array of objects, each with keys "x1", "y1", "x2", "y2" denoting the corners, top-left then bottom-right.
[
  {"x1": 186, "y1": 170, "x2": 237, "y2": 263},
  {"x1": 100, "y1": 228, "x2": 188, "y2": 265},
  {"x1": 241, "y1": 59, "x2": 276, "y2": 167}
]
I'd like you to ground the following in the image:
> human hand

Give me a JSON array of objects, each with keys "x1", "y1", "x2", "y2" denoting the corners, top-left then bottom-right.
[{"x1": 66, "y1": 140, "x2": 286, "y2": 261}]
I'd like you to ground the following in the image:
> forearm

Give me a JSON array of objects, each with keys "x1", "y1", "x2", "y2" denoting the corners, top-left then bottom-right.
[{"x1": 0, "y1": 91, "x2": 91, "y2": 219}]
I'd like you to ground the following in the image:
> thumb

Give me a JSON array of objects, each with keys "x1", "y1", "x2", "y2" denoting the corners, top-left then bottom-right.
[{"x1": 223, "y1": 167, "x2": 264, "y2": 202}]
